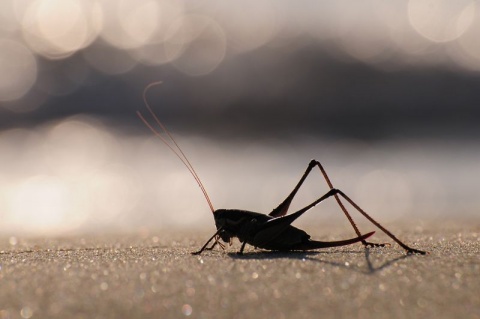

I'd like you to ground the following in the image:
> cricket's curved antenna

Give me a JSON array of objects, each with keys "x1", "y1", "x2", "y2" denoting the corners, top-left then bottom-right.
[{"x1": 137, "y1": 81, "x2": 215, "y2": 213}]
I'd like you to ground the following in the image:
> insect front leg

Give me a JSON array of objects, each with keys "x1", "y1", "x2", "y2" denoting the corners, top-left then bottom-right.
[
  {"x1": 204, "y1": 236, "x2": 226, "y2": 251},
  {"x1": 192, "y1": 227, "x2": 224, "y2": 255}
]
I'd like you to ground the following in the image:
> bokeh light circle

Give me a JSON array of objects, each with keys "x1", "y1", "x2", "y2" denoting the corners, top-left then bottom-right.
[
  {"x1": 21, "y1": 0, "x2": 103, "y2": 59},
  {"x1": 408, "y1": 0, "x2": 476, "y2": 43},
  {"x1": 165, "y1": 15, "x2": 227, "y2": 76},
  {"x1": 99, "y1": 0, "x2": 160, "y2": 50},
  {"x1": 215, "y1": 0, "x2": 278, "y2": 53},
  {"x1": 0, "y1": 39, "x2": 37, "y2": 102},
  {"x1": 450, "y1": 4, "x2": 480, "y2": 71}
]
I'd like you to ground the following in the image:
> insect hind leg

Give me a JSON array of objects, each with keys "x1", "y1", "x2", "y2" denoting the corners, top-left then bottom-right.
[
  {"x1": 336, "y1": 190, "x2": 427, "y2": 255},
  {"x1": 291, "y1": 231, "x2": 375, "y2": 250},
  {"x1": 311, "y1": 160, "x2": 389, "y2": 248},
  {"x1": 269, "y1": 160, "x2": 319, "y2": 218},
  {"x1": 270, "y1": 159, "x2": 387, "y2": 248}
]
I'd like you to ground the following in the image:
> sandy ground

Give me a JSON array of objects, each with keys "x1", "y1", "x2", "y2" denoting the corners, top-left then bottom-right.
[{"x1": 0, "y1": 221, "x2": 478, "y2": 319}]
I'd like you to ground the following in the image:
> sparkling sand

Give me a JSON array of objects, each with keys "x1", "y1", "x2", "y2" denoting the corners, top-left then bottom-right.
[{"x1": 0, "y1": 221, "x2": 478, "y2": 319}]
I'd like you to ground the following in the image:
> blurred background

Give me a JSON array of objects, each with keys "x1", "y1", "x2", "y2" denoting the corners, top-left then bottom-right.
[{"x1": 0, "y1": 0, "x2": 479, "y2": 237}]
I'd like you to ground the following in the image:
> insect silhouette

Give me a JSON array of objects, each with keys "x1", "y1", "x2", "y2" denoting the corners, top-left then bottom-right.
[{"x1": 137, "y1": 82, "x2": 427, "y2": 256}]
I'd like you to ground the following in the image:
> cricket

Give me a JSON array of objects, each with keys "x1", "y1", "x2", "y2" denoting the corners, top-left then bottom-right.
[{"x1": 137, "y1": 82, "x2": 427, "y2": 256}]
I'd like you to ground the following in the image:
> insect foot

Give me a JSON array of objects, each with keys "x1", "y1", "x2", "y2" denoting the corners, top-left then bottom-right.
[
  {"x1": 364, "y1": 242, "x2": 391, "y2": 248},
  {"x1": 407, "y1": 247, "x2": 428, "y2": 255}
]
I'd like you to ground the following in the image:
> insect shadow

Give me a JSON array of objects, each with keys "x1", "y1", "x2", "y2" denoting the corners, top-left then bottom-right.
[
  {"x1": 227, "y1": 247, "x2": 412, "y2": 274},
  {"x1": 138, "y1": 82, "x2": 427, "y2": 257}
]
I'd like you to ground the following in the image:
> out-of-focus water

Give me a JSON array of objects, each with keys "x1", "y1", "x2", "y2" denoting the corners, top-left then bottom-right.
[
  {"x1": 2, "y1": 0, "x2": 480, "y2": 241},
  {"x1": 0, "y1": 115, "x2": 477, "y2": 236}
]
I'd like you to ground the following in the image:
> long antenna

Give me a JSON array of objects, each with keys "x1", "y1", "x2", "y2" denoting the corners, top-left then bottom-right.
[{"x1": 137, "y1": 81, "x2": 215, "y2": 213}]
